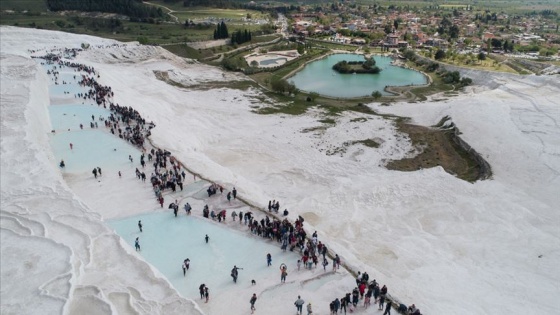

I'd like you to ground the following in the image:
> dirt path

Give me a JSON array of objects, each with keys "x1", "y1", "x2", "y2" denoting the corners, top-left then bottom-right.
[{"x1": 143, "y1": 1, "x2": 180, "y2": 23}]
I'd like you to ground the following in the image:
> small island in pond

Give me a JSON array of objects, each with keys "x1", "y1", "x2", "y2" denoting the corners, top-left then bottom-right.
[{"x1": 332, "y1": 57, "x2": 381, "y2": 74}]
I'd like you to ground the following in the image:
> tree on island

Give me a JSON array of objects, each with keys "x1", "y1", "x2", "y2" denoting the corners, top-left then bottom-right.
[{"x1": 332, "y1": 58, "x2": 381, "y2": 74}]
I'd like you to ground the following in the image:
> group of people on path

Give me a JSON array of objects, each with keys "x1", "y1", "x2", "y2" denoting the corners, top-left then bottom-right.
[
  {"x1": 43, "y1": 46, "x2": 422, "y2": 315},
  {"x1": 294, "y1": 295, "x2": 311, "y2": 315},
  {"x1": 41, "y1": 53, "x2": 154, "y2": 177}
]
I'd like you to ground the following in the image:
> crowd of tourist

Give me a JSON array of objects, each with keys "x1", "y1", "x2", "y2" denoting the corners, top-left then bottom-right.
[{"x1": 38, "y1": 45, "x2": 421, "y2": 315}]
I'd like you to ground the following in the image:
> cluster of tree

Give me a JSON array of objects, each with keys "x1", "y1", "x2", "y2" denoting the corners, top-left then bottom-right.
[
  {"x1": 46, "y1": 0, "x2": 163, "y2": 19},
  {"x1": 221, "y1": 56, "x2": 246, "y2": 71},
  {"x1": 67, "y1": 16, "x2": 123, "y2": 31},
  {"x1": 403, "y1": 49, "x2": 417, "y2": 61},
  {"x1": 475, "y1": 12, "x2": 498, "y2": 23},
  {"x1": 214, "y1": 21, "x2": 229, "y2": 39},
  {"x1": 434, "y1": 49, "x2": 446, "y2": 60},
  {"x1": 437, "y1": 17, "x2": 460, "y2": 39},
  {"x1": 527, "y1": 9, "x2": 557, "y2": 18},
  {"x1": 426, "y1": 62, "x2": 439, "y2": 72},
  {"x1": 270, "y1": 78, "x2": 297, "y2": 95},
  {"x1": 440, "y1": 70, "x2": 472, "y2": 87},
  {"x1": 332, "y1": 59, "x2": 381, "y2": 74},
  {"x1": 515, "y1": 44, "x2": 558, "y2": 56},
  {"x1": 481, "y1": 38, "x2": 516, "y2": 53},
  {"x1": 231, "y1": 29, "x2": 252, "y2": 45},
  {"x1": 184, "y1": 20, "x2": 215, "y2": 30},
  {"x1": 184, "y1": 0, "x2": 233, "y2": 8},
  {"x1": 183, "y1": 0, "x2": 273, "y2": 12},
  {"x1": 335, "y1": 28, "x2": 371, "y2": 40}
]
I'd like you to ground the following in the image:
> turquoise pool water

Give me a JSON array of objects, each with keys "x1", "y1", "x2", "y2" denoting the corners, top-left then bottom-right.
[
  {"x1": 45, "y1": 64, "x2": 141, "y2": 174},
  {"x1": 43, "y1": 60, "x2": 302, "y2": 303},
  {"x1": 49, "y1": 104, "x2": 111, "y2": 131},
  {"x1": 288, "y1": 53, "x2": 428, "y2": 97},
  {"x1": 50, "y1": 130, "x2": 142, "y2": 173},
  {"x1": 109, "y1": 212, "x2": 299, "y2": 299}
]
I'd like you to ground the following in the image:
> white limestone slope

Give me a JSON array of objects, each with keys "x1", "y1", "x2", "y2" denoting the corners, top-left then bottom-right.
[
  {"x1": 1, "y1": 27, "x2": 203, "y2": 315},
  {"x1": 1, "y1": 26, "x2": 559, "y2": 315}
]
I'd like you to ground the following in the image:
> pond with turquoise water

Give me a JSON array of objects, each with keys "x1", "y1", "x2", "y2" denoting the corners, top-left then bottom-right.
[{"x1": 288, "y1": 53, "x2": 428, "y2": 98}]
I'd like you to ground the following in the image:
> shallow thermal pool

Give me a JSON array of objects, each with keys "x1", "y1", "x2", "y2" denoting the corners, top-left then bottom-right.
[
  {"x1": 42, "y1": 59, "x2": 304, "y2": 306},
  {"x1": 109, "y1": 213, "x2": 301, "y2": 299},
  {"x1": 49, "y1": 130, "x2": 142, "y2": 174},
  {"x1": 49, "y1": 104, "x2": 112, "y2": 131},
  {"x1": 46, "y1": 62, "x2": 142, "y2": 174}
]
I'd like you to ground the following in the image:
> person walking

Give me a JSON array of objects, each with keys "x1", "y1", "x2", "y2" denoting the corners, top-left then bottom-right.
[
  {"x1": 333, "y1": 254, "x2": 340, "y2": 270},
  {"x1": 383, "y1": 301, "x2": 392, "y2": 315},
  {"x1": 266, "y1": 253, "x2": 272, "y2": 266},
  {"x1": 205, "y1": 234, "x2": 209, "y2": 243},
  {"x1": 379, "y1": 294, "x2": 386, "y2": 310},
  {"x1": 134, "y1": 237, "x2": 140, "y2": 251},
  {"x1": 340, "y1": 296, "x2": 348, "y2": 314},
  {"x1": 138, "y1": 220, "x2": 142, "y2": 232},
  {"x1": 280, "y1": 266, "x2": 288, "y2": 283},
  {"x1": 199, "y1": 284, "x2": 205, "y2": 299},
  {"x1": 250, "y1": 293, "x2": 257, "y2": 314},
  {"x1": 182, "y1": 262, "x2": 187, "y2": 276},
  {"x1": 306, "y1": 303, "x2": 313, "y2": 315},
  {"x1": 184, "y1": 202, "x2": 192, "y2": 215},
  {"x1": 204, "y1": 287, "x2": 209, "y2": 303},
  {"x1": 294, "y1": 296, "x2": 305, "y2": 315}
]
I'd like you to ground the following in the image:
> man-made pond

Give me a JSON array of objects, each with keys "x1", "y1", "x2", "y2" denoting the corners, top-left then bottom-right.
[
  {"x1": 259, "y1": 56, "x2": 288, "y2": 66},
  {"x1": 288, "y1": 53, "x2": 428, "y2": 98}
]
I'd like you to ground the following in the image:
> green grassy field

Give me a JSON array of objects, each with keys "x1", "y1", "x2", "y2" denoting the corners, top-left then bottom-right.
[
  {"x1": 439, "y1": 4, "x2": 468, "y2": 9},
  {"x1": 142, "y1": 1, "x2": 269, "y2": 23},
  {"x1": 1, "y1": 11, "x2": 274, "y2": 44},
  {"x1": 173, "y1": 8, "x2": 267, "y2": 21}
]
